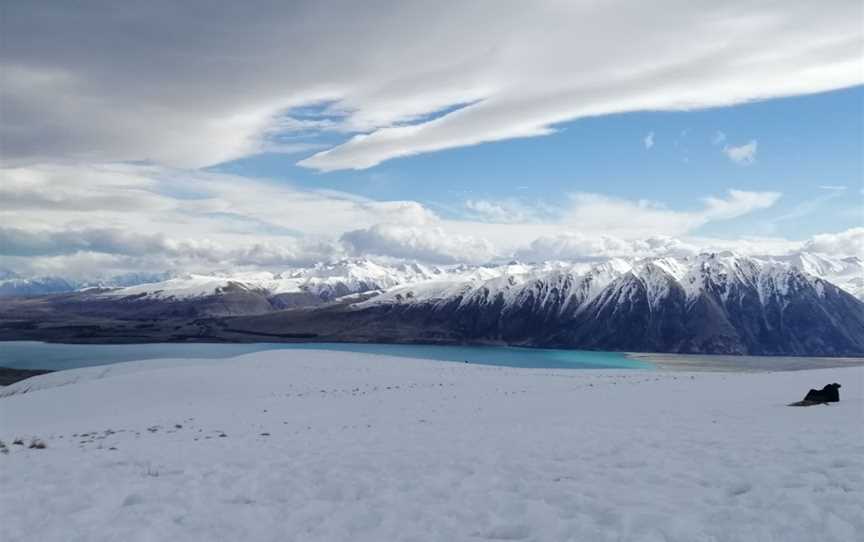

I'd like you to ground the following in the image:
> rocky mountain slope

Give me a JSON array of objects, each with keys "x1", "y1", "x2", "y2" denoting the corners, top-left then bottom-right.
[{"x1": 303, "y1": 253, "x2": 861, "y2": 355}]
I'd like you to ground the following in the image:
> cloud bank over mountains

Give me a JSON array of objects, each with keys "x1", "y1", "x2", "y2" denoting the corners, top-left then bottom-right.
[
  {"x1": 1, "y1": 163, "x2": 859, "y2": 279},
  {"x1": 2, "y1": 1, "x2": 861, "y2": 170}
]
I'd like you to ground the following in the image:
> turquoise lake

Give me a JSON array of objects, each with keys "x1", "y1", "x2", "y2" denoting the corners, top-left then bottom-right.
[{"x1": 0, "y1": 341, "x2": 653, "y2": 371}]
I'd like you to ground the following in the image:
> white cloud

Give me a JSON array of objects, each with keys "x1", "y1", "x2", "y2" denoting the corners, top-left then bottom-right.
[
  {"x1": 0, "y1": 163, "x2": 439, "y2": 237},
  {"x1": 515, "y1": 234, "x2": 698, "y2": 261},
  {"x1": 685, "y1": 236, "x2": 802, "y2": 257},
  {"x1": 2, "y1": 2, "x2": 861, "y2": 170},
  {"x1": 802, "y1": 227, "x2": 864, "y2": 257},
  {"x1": 0, "y1": 225, "x2": 347, "y2": 268},
  {"x1": 465, "y1": 200, "x2": 520, "y2": 223},
  {"x1": 723, "y1": 140, "x2": 758, "y2": 165},
  {"x1": 512, "y1": 230, "x2": 837, "y2": 262},
  {"x1": 819, "y1": 185, "x2": 847, "y2": 191},
  {"x1": 759, "y1": 189, "x2": 847, "y2": 233},
  {"x1": 13, "y1": 227, "x2": 849, "y2": 281},
  {"x1": 341, "y1": 224, "x2": 495, "y2": 264},
  {"x1": 643, "y1": 132, "x2": 655, "y2": 149},
  {"x1": 700, "y1": 189, "x2": 780, "y2": 220},
  {"x1": 463, "y1": 199, "x2": 553, "y2": 223},
  {"x1": 0, "y1": 163, "x2": 447, "y2": 273},
  {"x1": 559, "y1": 189, "x2": 780, "y2": 238},
  {"x1": 0, "y1": 162, "x2": 791, "y2": 276},
  {"x1": 0, "y1": 227, "x2": 172, "y2": 257},
  {"x1": 514, "y1": 228, "x2": 864, "y2": 263}
]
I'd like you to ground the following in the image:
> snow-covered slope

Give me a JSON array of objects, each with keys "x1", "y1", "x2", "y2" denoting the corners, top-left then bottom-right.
[
  {"x1": 100, "y1": 260, "x2": 449, "y2": 301},
  {"x1": 0, "y1": 272, "x2": 77, "y2": 297},
  {"x1": 1, "y1": 350, "x2": 862, "y2": 541},
  {"x1": 769, "y1": 253, "x2": 864, "y2": 300},
  {"x1": 0, "y1": 270, "x2": 171, "y2": 297}
]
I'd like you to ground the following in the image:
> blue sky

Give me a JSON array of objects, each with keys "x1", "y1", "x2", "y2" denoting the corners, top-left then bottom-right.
[{"x1": 215, "y1": 86, "x2": 863, "y2": 241}]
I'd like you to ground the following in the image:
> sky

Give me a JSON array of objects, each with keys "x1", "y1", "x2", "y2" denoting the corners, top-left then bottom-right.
[{"x1": 1, "y1": 1, "x2": 862, "y2": 278}]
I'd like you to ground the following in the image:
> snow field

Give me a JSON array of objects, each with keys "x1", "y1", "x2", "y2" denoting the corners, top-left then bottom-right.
[{"x1": 1, "y1": 350, "x2": 862, "y2": 542}]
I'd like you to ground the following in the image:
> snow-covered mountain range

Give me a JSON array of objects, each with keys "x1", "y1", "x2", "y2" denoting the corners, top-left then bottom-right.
[
  {"x1": 0, "y1": 273, "x2": 78, "y2": 297},
  {"x1": 100, "y1": 252, "x2": 864, "y2": 304},
  {"x1": 2, "y1": 253, "x2": 861, "y2": 355},
  {"x1": 0, "y1": 270, "x2": 173, "y2": 297},
  {"x1": 100, "y1": 260, "x2": 446, "y2": 301},
  {"x1": 316, "y1": 252, "x2": 861, "y2": 355},
  {"x1": 4, "y1": 252, "x2": 858, "y2": 301},
  {"x1": 357, "y1": 253, "x2": 864, "y2": 309}
]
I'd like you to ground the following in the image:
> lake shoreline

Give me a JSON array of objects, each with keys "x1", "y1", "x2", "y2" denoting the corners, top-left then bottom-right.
[
  {"x1": 0, "y1": 341, "x2": 649, "y2": 373},
  {"x1": 2, "y1": 340, "x2": 863, "y2": 381},
  {"x1": 627, "y1": 351, "x2": 864, "y2": 372},
  {"x1": 4, "y1": 336, "x2": 864, "y2": 358},
  {"x1": 5, "y1": 356, "x2": 863, "y2": 383}
]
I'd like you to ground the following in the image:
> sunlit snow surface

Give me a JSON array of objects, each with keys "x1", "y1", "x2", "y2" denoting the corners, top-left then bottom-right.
[{"x1": 1, "y1": 350, "x2": 862, "y2": 541}]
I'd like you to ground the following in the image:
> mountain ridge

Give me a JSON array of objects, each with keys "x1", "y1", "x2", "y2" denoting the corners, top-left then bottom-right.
[
  {"x1": 1, "y1": 254, "x2": 861, "y2": 356},
  {"x1": 315, "y1": 253, "x2": 862, "y2": 355},
  {"x1": 4, "y1": 251, "x2": 860, "y2": 300}
]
